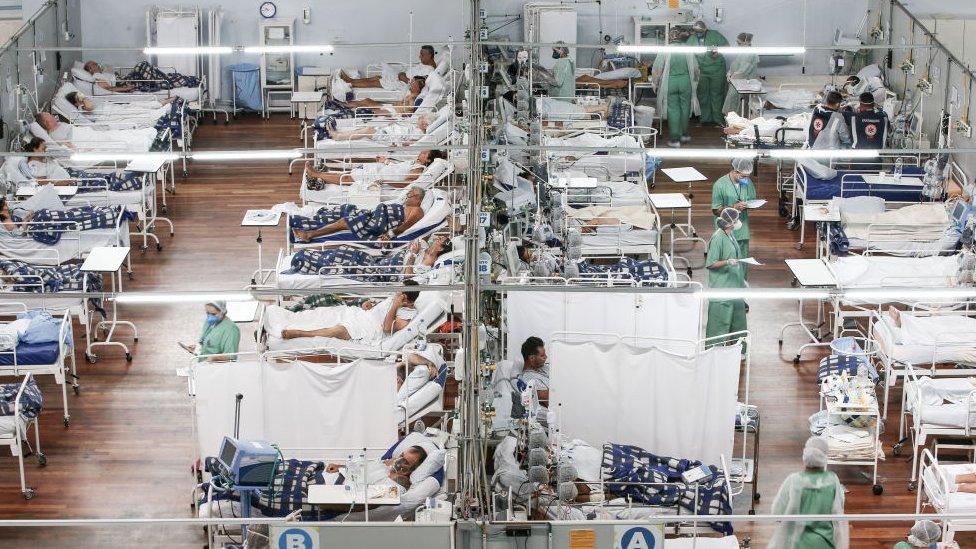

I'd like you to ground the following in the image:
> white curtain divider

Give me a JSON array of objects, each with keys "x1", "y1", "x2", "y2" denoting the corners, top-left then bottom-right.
[
  {"x1": 505, "y1": 291, "x2": 701, "y2": 365},
  {"x1": 549, "y1": 339, "x2": 741, "y2": 466},
  {"x1": 155, "y1": 12, "x2": 200, "y2": 77},
  {"x1": 193, "y1": 358, "x2": 397, "y2": 461}
]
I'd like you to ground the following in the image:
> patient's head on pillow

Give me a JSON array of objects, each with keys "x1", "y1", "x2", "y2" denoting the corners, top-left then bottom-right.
[
  {"x1": 418, "y1": 149, "x2": 446, "y2": 166},
  {"x1": 35, "y1": 112, "x2": 58, "y2": 132},
  {"x1": 401, "y1": 279, "x2": 421, "y2": 308},
  {"x1": 420, "y1": 45, "x2": 436, "y2": 67},
  {"x1": 24, "y1": 137, "x2": 45, "y2": 154},
  {"x1": 410, "y1": 75, "x2": 426, "y2": 95},
  {"x1": 83, "y1": 61, "x2": 101, "y2": 75},
  {"x1": 390, "y1": 444, "x2": 429, "y2": 487},
  {"x1": 405, "y1": 186, "x2": 426, "y2": 209}
]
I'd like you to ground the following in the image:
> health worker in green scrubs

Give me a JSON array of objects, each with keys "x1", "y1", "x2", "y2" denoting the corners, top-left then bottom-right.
[
  {"x1": 892, "y1": 520, "x2": 940, "y2": 548},
  {"x1": 705, "y1": 208, "x2": 747, "y2": 341},
  {"x1": 550, "y1": 43, "x2": 576, "y2": 99},
  {"x1": 652, "y1": 28, "x2": 697, "y2": 148},
  {"x1": 192, "y1": 300, "x2": 240, "y2": 362},
  {"x1": 686, "y1": 20, "x2": 729, "y2": 125},
  {"x1": 711, "y1": 157, "x2": 757, "y2": 267}
]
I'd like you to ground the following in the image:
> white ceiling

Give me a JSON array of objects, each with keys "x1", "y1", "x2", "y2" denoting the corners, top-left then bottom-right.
[{"x1": 903, "y1": 0, "x2": 976, "y2": 18}]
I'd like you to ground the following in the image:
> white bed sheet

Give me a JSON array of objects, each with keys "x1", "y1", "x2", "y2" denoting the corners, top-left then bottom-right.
[
  {"x1": 875, "y1": 313, "x2": 976, "y2": 365},
  {"x1": 0, "y1": 229, "x2": 122, "y2": 265},
  {"x1": 580, "y1": 229, "x2": 658, "y2": 250},
  {"x1": 0, "y1": 414, "x2": 26, "y2": 439},
  {"x1": 923, "y1": 462, "x2": 976, "y2": 512},
  {"x1": 831, "y1": 255, "x2": 959, "y2": 289}
]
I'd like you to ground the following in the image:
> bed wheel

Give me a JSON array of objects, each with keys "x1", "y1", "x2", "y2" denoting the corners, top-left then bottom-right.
[
  {"x1": 156, "y1": 243, "x2": 163, "y2": 252},
  {"x1": 907, "y1": 481, "x2": 916, "y2": 492},
  {"x1": 37, "y1": 453, "x2": 47, "y2": 467},
  {"x1": 139, "y1": 246, "x2": 148, "y2": 255},
  {"x1": 753, "y1": 492, "x2": 761, "y2": 501},
  {"x1": 786, "y1": 220, "x2": 798, "y2": 231},
  {"x1": 892, "y1": 444, "x2": 903, "y2": 456},
  {"x1": 161, "y1": 205, "x2": 168, "y2": 214},
  {"x1": 128, "y1": 272, "x2": 135, "y2": 281},
  {"x1": 779, "y1": 205, "x2": 788, "y2": 217},
  {"x1": 134, "y1": 337, "x2": 139, "y2": 343},
  {"x1": 73, "y1": 385, "x2": 80, "y2": 395},
  {"x1": 872, "y1": 484, "x2": 884, "y2": 495},
  {"x1": 747, "y1": 508, "x2": 756, "y2": 515},
  {"x1": 792, "y1": 355, "x2": 800, "y2": 366},
  {"x1": 182, "y1": 170, "x2": 189, "y2": 178},
  {"x1": 22, "y1": 488, "x2": 35, "y2": 500},
  {"x1": 125, "y1": 353, "x2": 133, "y2": 362},
  {"x1": 685, "y1": 268, "x2": 693, "y2": 277},
  {"x1": 63, "y1": 416, "x2": 70, "y2": 428},
  {"x1": 86, "y1": 353, "x2": 97, "y2": 364}
]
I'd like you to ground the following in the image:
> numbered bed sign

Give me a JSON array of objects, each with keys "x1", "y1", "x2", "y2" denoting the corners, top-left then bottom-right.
[{"x1": 614, "y1": 525, "x2": 664, "y2": 549}]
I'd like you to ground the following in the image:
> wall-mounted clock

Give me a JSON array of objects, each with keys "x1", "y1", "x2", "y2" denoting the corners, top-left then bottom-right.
[{"x1": 260, "y1": 2, "x2": 277, "y2": 19}]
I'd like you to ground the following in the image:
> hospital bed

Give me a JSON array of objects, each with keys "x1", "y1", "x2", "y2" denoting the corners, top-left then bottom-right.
[
  {"x1": 0, "y1": 374, "x2": 45, "y2": 500},
  {"x1": 272, "y1": 247, "x2": 463, "y2": 293},
  {"x1": 300, "y1": 157, "x2": 456, "y2": 208},
  {"x1": 917, "y1": 449, "x2": 976, "y2": 542},
  {"x1": 284, "y1": 189, "x2": 454, "y2": 254},
  {"x1": 826, "y1": 196, "x2": 955, "y2": 256},
  {"x1": 788, "y1": 157, "x2": 965, "y2": 245},
  {"x1": 256, "y1": 290, "x2": 452, "y2": 356},
  {"x1": 69, "y1": 61, "x2": 204, "y2": 103},
  {"x1": 330, "y1": 53, "x2": 453, "y2": 101},
  {"x1": 723, "y1": 111, "x2": 809, "y2": 149},
  {"x1": 0, "y1": 214, "x2": 129, "y2": 267},
  {"x1": 555, "y1": 195, "x2": 662, "y2": 257},
  {"x1": 0, "y1": 305, "x2": 76, "y2": 427}
]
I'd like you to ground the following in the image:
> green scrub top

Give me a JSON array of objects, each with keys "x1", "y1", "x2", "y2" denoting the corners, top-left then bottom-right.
[
  {"x1": 705, "y1": 228, "x2": 745, "y2": 291},
  {"x1": 550, "y1": 57, "x2": 576, "y2": 99},
  {"x1": 198, "y1": 318, "x2": 241, "y2": 362},
  {"x1": 892, "y1": 543, "x2": 917, "y2": 549},
  {"x1": 711, "y1": 174, "x2": 756, "y2": 242},
  {"x1": 669, "y1": 53, "x2": 690, "y2": 77},
  {"x1": 797, "y1": 470, "x2": 838, "y2": 549},
  {"x1": 687, "y1": 30, "x2": 729, "y2": 74}
]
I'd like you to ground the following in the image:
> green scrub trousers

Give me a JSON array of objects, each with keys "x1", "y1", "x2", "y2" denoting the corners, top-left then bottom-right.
[
  {"x1": 688, "y1": 31, "x2": 729, "y2": 124},
  {"x1": 796, "y1": 470, "x2": 839, "y2": 549},
  {"x1": 666, "y1": 55, "x2": 692, "y2": 142},
  {"x1": 704, "y1": 228, "x2": 747, "y2": 341},
  {"x1": 197, "y1": 318, "x2": 241, "y2": 362}
]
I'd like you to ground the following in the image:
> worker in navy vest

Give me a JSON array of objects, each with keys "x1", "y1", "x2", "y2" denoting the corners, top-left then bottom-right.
[
  {"x1": 850, "y1": 92, "x2": 888, "y2": 149},
  {"x1": 807, "y1": 91, "x2": 852, "y2": 150},
  {"x1": 850, "y1": 92, "x2": 888, "y2": 170}
]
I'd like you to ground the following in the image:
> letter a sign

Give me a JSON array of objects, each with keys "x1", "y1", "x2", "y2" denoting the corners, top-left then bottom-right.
[{"x1": 614, "y1": 525, "x2": 664, "y2": 549}]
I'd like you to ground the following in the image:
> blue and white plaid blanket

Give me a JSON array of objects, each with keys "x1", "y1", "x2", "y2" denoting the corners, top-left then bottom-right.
[
  {"x1": 607, "y1": 99, "x2": 634, "y2": 130},
  {"x1": 313, "y1": 100, "x2": 360, "y2": 141},
  {"x1": 66, "y1": 168, "x2": 144, "y2": 192},
  {"x1": 122, "y1": 61, "x2": 200, "y2": 92},
  {"x1": 290, "y1": 203, "x2": 407, "y2": 241},
  {"x1": 200, "y1": 458, "x2": 340, "y2": 521},
  {"x1": 153, "y1": 98, "x2": 188, "y2": 135},
  {"x1": 290, "y1": 246, "x2": 410, "y2": 282},
  {"x1": 24, "y1": 205, "x2": 130, "y2": 245},
  {"x1": 601, "y1": 443, "x2": 732, "y2": 534},
  {"x1": 577, "y1": 258, "x2": 668, "y2": 285},
  {"x1": 0, "y1": 259, "x2": 105, "y2": 315},
  {"x1": 0, "y1": 377, "x2": 43, "y2": 419}
]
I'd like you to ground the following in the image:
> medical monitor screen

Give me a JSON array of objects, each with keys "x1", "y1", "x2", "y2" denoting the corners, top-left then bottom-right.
[{"x1": 219, "y1": 438, "x2": 238, "y2": 469}]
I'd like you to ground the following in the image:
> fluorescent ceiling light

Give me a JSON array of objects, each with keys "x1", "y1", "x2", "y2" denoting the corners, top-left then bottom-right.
[
  {"x1": 718, "y1": 46, "x2": 806, "y2": 55},
  {"x1": 616, "y1": 45, "x2": 805, "y2": 56},
  {"x1": 769, "y1": 149, "x2": 879, "y2": 159},
  {"x1": 648, "y1": 148, "x2": 758, "y2": 159},
  {"x1": 69, "y1": 152, "x2": 178, "y2": 163},
  {"x1": 191, "y1": 150, "x2": 301, "y2": 161},
  {"x1": 244, "y1": 45, "x2": 334, "y2": 54},
  {"x1": 144, "y1": 46, "x2": 233, "y2": 56},
  {"x1": 842, "y1": 288, "x2": 976, "y2": 301},
  {"x1": 700, "y1": 289, "x2": 831, "y2": 300},
  {"x1": 617, "y1": 45, "x2": 707, "y2": 54},
  {"x1": 115, "y1": 292, "x2": 253, "y2": 304}
]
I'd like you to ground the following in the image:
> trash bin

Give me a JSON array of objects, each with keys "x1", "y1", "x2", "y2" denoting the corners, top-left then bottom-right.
[
  {"x1": 229, "y1": 63, "x2": 262, "y2": 111},
  {"x1": 634, "y1": 105, "x2": 656, "y2": 128}
]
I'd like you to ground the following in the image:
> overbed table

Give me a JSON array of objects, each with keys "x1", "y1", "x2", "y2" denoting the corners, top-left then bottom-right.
[
  {"x1": 650, "y1": 192, "x2": 706, "y2": 276},
  {"x1": 780, "y1": 258, "x2": 837, "y2": 364},
  {"x1": 81, "y1": 246, "x2": 136, "y2": 363},
  {"x1": 242, "y1": 209, "x2": 282, "y2": 287}
]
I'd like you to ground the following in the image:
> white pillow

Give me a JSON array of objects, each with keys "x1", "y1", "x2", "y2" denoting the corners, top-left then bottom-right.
[
  {"x1": 832, "y1": 195, "x2": 885, "y2": 215},
  {"x1": 410, "y1": 448, "x2": 446, "y2": 485},
  {"x1": 28, "y1": 122, "x2": 53, "y2": 142},
  {"x1": 71, "y1": 66, "x2": 94, "y2": 83},
  {"x1": 420, "y1": 188, "x2": 436, "y2": 211},
  {"x1": 53, "y1": 87, "x2": 82, "y2": 120},
  {"x1": 380, "y1": 299, "x2": 445, "y2": 351},
  {"x1": 434, "y1": 54, "x2": 450, "y2": 76},
  {"x1": 19, "y1": 184, "x2": 66, "y2": 213},
  {"x1": 418, "y1": 158, "x2": 451, "y2": 185},
  {"x1": 799, "y1": 159, "x2": 838, "y2": 180}
]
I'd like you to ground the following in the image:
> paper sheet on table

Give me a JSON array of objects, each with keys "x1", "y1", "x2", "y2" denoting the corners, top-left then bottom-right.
[
  {"x1": 661, "y1": 167, "x2": 708, "y2": 183},
  {"x1": 740, "y1": 257, "x2": 762, "y2": 266},
  {"x1": 745, "y1": 199, "x2": 767, "y2": 209}
]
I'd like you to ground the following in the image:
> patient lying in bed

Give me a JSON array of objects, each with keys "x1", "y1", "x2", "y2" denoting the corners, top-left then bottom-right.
[
  {"x1": 34, "y1": 112, "x2": 160, "y2": 152},
  {"x1": 337, "y1": 46, "x2": 438, "y2": 92},
  {"x1": 289, "y1": 234, "x2": 452, "y2": 281},
  {"x1": 13, "y1": 138, "x2": 144, "y2": 193},
  {"x1": 279, "y1": 282, "x2": 420, "y2": 341},
  {"x1": 305, "y1": 150, "x2": 446, "y2": 191},
  {"x1": 291, "y1": 187, "x2": 426, "y2": 242}
]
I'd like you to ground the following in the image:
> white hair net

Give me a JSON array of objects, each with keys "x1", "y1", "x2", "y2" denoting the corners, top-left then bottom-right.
[
  {"x1": 802, "y1": 436, "x2": 829, "y2": 469},
  {"x1": 731, "y1": 157, "x2": 754, "y2": 175},
  {"x1": 907, "y1": 520, "x2": 940, "y2": 546},
  {"x1": 717, "y1": 207, "x2": 741, "y2": 231}
]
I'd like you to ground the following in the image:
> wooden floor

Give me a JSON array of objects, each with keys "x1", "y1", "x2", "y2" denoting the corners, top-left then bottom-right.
[{"x1": 0, "y1": 114, "x2": 965, "y2": 547}]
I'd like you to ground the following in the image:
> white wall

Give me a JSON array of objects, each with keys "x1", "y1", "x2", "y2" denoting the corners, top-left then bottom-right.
[
  {"x1": 80, "y1": 1, "x2": 469, "y2": 99},
  {"x1": 486, "y1": 0, "x2": 871, "y2": 73}
]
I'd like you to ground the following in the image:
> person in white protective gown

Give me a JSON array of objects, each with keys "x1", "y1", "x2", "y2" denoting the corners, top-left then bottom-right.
[
  {"x1": 279, "y1": 280, "x2": 421, "y2": 341},
  {"x1": 722, "y1": 33, "x2": 760, "y2": 115},
  {"x1": 768, "y1": 437, "x2": 849, "y2": 549},
  {"x1": 651, "y1": 27, "x2": 698, "y2": 147}
]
